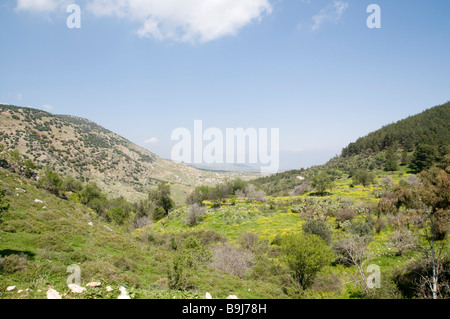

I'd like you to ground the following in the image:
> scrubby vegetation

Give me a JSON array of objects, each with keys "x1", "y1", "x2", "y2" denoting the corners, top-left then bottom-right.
[{"x1": 0, "y1": 102, "x2": 449, "y2": 300}]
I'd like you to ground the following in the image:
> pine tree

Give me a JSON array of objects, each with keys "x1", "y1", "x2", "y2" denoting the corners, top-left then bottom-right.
[{"x1": 385, "y1": 147, "x2": 399, "y2": 171}]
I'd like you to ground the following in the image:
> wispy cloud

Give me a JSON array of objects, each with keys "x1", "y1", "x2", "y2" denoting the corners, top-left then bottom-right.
[
  {"x1": 143, "y1": 137, "x2": 159, "y2": 145},
  {"x1": 42, "y1": 104, "x2": 53, "y2": 111},
  {"x1": 311, "y1": 0, "x2": 348, "y2": 31},
  {"x1": 17, "y1": 93, "x2": 22, "y2": 101},
  {"x1": 16, "y1": 0, "x2": 70, "y2": 12}
]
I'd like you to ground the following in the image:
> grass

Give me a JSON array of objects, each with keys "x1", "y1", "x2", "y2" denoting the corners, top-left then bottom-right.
[{"x1": 1, "y1": 165, "x2": 444, "y2": 299}]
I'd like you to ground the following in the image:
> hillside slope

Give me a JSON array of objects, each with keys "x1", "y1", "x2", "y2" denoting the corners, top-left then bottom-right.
[
  {"x1": 251, "y1": 102, "x2": 450, "y2": 195},
  {"x1": 0, "y1": 104, "x2": 240, "y2": 202},
  {"x1": 0, "y1": 166, "x2": 285, "y2": 299}
]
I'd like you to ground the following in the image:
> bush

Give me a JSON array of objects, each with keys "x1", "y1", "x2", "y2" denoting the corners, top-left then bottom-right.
[
  {"x1": 336, "y1": 208, "x2": 355, "y2": 223},
  {"x1": 349, "y1": 219, "x2": 375, "y2": 237},
  {"x1": 108, "y1": 206, "x2": 128, "y2": 226},
  {"x1": 0, "y1": 254, "x2": 28, "y2": 274},
  {"x1": 290, "y1": 183, "x2": 310, "y2": 196},
  {"x1": 167, "y1": 235, "x2": 212, "y2": 290},
  {"x1": 152, "y1": 207, "x2": 167, "y2": 222},
  {"x1": 37, "y1": 167, "x2": 63, "y2": 196},
  {"x1": 184, "y1": 204, "x2": 206, "y2": 227},
  {"x1": 239, "y1": 232, "x2": 260, "y2": 251},
  {"x1": 245, "y1": 184, "x2": 267, "y2": 203},
  {"x1": 62, "y1": 175, "x2": 83, "y2": 192},
  {"x1": 0, "y1": 188, "x2": 9, "y2": 224},
  {"x1": 302, "y1": 220, "x2": 333, "y2": 246},
  {"x1": 132, "y1": 216, "x2": 151, "y2": 230},
  {"x1": 281, "y1": 233, "x2": 334, "y2": 290},
  {"x1": 209, "y1": 244, "x2": 254, "y2": 279},
  {"x1": 387, "y1": 228, "x2": 416, "y2": 256}
]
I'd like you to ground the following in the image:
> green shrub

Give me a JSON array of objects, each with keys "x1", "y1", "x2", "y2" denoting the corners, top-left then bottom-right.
[
  {"x1": 281, "y1": 233, "x2": 334, "y2": 290},
  {"x1": 62, "y1": 175, "x2": 83, "y2": 192},
  {"x1": 0, "y1": 188, "x2": 9, "y2": 224},
  {"x1": 153, "y1": 207, "x2": 167, "y2": 222},
  {"x1": 37, "y1": 167, "x2": 63, "y2": 196},
  {"x1": 349, "y1": 219, "x2": 375, "y2": 237},
  {"x1": 302, "y1": 220, "x2": 332, "y2": 245},
  {"x1": 167, "y1": 235, "x2": 212, "y2": 290}
]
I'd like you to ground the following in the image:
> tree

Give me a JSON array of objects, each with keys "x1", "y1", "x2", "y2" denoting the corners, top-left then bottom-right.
[
  {"x1": 352, "y1": 169, "x2": 375, "y2": 187},
  {"x1": 184, "y1": 204, "x2": 206, "y2": 227},
  {"x1": 333, "y1": 236, "x2": 373, "y2": 295},
  {"x1": 281, "y1": 233, "x2": 334, "y2": 290},
  {"x1": 400, "y1": 149, "x2": 410, "y2": 166},
  {"x1": 384, "y1": 147, "x2": 399, "y2": 171},
  {"x1": 392, "y1": 166, "x2": 449, "y2": 298},
  {"x1": 37, "y1": 167, "x2": 63, "y2": 196},
  {"x1": 62, "y1": 175, "x2": 83, "y2": 193},
  {"x1": 311, "y1": 172, "x2": 333, "y2": 196},
  {"x1": 148, "y1": 182, "x2": 175, "y2": 216},
  {"x1": 187, "y1": 186, "x2": 211, "y2": 206},
  {"x1": 412, "y1": 144, "x2": 437, "y2": 172},
  {"x1": 80, "y1": 182, "x2": 104, "y2": 206}
]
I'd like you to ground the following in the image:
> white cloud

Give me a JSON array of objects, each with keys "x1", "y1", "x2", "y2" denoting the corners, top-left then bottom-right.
[
  {"x1": 311, "y1": 0, "x2": 348, "y2": 31},
  {"x1": 144, "y1": 137, "x2": 159, "y2": 145},
  {"x1": 86, "y1": 0, "x2": 273, "y2": 43},
  {"x1": 42, "y1": 104, "x2": 53, "y2": 111},
  {"x1": 16, "y1": 0, "x2": 70, "y2": 12},
  {"x1": 17, "y1": 93, "x2": 22, "y2": 101}
]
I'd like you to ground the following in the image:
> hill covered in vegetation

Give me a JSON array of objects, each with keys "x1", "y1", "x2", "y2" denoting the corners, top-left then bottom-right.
[
  {"x1": 251, "y1": 102, "x2": 450, "y2": 196},
  {"x1": 0, "y1": 104, "x2": 243, "y2": 202}
]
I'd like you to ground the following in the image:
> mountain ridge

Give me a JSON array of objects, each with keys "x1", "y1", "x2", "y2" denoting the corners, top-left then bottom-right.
[{"x1": 0, "y1": 104, "x2": 244, "y2": 202}]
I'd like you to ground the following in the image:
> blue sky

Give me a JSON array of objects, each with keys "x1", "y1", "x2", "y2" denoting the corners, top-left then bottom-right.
[{"x1": 1, "y1": 0, "x2": 449, "y2": 171}]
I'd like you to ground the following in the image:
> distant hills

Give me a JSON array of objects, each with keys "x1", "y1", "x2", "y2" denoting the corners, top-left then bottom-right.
[{"x1": 0, "y1": 104, "x2": 241, "y2": 202}]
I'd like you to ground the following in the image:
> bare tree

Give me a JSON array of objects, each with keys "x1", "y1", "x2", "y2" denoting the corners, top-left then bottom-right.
[
  {"x1": 333, "y1": 236, "x2": 373, "y2": 294},
  {"x1": 415, "y1": 225, "x2": 448, "y2": 299}
]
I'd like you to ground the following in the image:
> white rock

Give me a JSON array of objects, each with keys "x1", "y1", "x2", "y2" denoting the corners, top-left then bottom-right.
[
  {"x1": 46, "y1": 288, "x2": 62, "y2": 299},
  {"x1": 68, "y1": 284, "x2": 86, "y2": 294},
  {"x1": 88, "y1": 222, "x2": 93, "y2": 227},
  {"x1": 117, "y1": 286, "x2": 131, "y2": 299},
  {"x1": 106, "y1": 286, "x2": 113, "y2": 292},
  {"x1": 104, "y1": 225, "x2": 113, "y2": 232},
  {"x1": 18, "y1": 290, "x2": 23, "y2": 293},
  {"x1": 86, "y1": 282, "x2": 101, "y2": 288},
  {"x1": 34, "y1": 199, "x2": 44, "y2": 203},
  {"x1": 227, "y1": 295, "x2": 238, "y2": 299},
  {"x1": 205, "y1": 292, "x2": 212, "y2": 299},
  {"x1": 6, "y1": 286, "x2": 16, "y2": 291}
]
